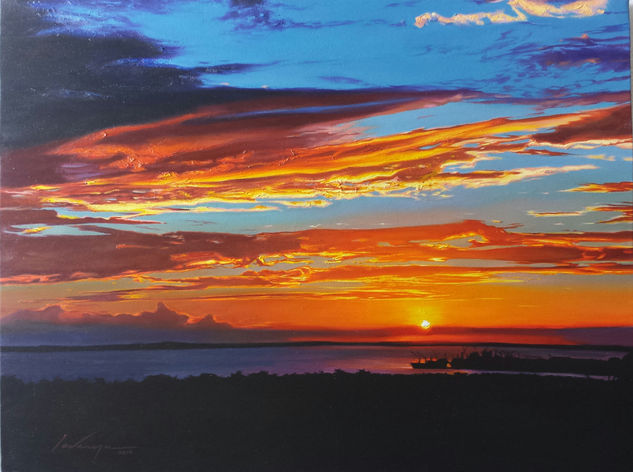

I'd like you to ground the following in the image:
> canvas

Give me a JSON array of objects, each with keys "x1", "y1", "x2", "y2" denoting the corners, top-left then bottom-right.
[{"x1": 1, "y1": 0, "x2": 632, "y2": 470}]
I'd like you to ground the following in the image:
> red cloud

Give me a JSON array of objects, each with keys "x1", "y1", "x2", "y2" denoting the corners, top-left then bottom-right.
[
  {"x1": 532, "y1": 104, "x2": 631, "y2": 147},
  {"x1": 2, "y1": 220, "x2": 631, "y2": 285}
]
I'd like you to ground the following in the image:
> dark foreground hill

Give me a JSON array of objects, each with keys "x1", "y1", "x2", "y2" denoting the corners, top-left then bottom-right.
[{"x1": 2, "y1": 372, "x2": 632, "y2": 472}]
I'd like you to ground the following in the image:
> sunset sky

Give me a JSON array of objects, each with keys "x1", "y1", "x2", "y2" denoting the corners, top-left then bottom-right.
[{"x1": 1, "y1": 0, "x2": 632, "y2": 345}]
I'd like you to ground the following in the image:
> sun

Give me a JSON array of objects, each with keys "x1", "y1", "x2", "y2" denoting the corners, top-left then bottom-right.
[{"x1": 420, "y1": 320, "x2": 431, "y2": 330}]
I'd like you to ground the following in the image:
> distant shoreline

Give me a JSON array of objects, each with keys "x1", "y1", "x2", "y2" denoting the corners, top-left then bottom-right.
[{"x1": 2, "y1": 340, "x2": 632, "y2": 353}]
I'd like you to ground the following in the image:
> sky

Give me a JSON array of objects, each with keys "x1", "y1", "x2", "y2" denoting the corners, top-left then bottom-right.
[{"x1": 0, "y1": 0, "x2": 632, "y2": 346}]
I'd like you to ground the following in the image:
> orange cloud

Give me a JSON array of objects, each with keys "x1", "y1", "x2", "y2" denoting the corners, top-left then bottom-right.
[
  {"x1": 590, "y1": 203, "x2": 633, "y2": 224},
  {"x1": 130, "y1": 261, "x2": 633, "y2": 297},
  {"x1": 565, "y1": 181, "x2": 633, "y2": 193},
  {"x1": 415, "y1": 0, "x2": 607, "y2": 28},
  {"x1": 2, "y1": 99, "x2": 624, "y2": 218},
  {"x1": 2, "y1": 220, "x2": 631, "y2": 287},
  {"x1": 528, "y1": 202, "x2": 633, "y2": 224}
]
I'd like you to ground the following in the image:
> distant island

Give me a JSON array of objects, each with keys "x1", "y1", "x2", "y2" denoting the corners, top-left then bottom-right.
[{"x1": 411, "y1": 348, "x2": 633, "y2": 379}]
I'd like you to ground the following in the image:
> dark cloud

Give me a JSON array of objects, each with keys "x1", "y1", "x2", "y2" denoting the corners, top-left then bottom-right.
[
  {"x1": 221, "y1": 0, "x2": 286, "y2": 30},
  {"x1": 92, "y1": 303, "x2": 191, "y2": 329},
  {"x1": 528, "y1": 34, "x2": 630, "y2": 73},
  {"x1": 220, "y1": 0, "x2": 353, "y2": 31},
  {"x1": 534, "y1": 45, "x2": 630, "y2": 72},
  {"x1": 532, "y1": 104, "x2": 631, "y2": 146},
  {"x1": 319, "y1": 76, "x2": 366, "y2": 85},
  {"x1": 2, "y1": 305, "x2": 66, "y2": 325},
  {"x1": 2, "y1": 302, "x2": 235, "y2": 330},
  {"x1": 484, "y1": 33, "x2": 630, "y2": 80},
  {"x1": 230, "y1": 0, "x2": 265, "y2": 7},
  {"x1": 589, "y1": 23, "x2": 628, "y2": 35},
  {"x1": 0, "y1": 303, "x2": 245, "y2": 345},
  {"x1": 0, "y1": 0, "x2": 270, "y2": 149},
  {"x1": 386, "y1": 1, "x2": 422, "y2": 7},
  {"x1": 196, "y1": 63, "x2": 261, "y2": 74}
]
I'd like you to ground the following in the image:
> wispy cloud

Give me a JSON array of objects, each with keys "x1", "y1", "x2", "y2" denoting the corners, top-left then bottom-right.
[
  {"x1": 482, "y1": 90, "x2": 630, "y2": 112},
  {"x1": 415, "y1": 0, "x2": 607, "y2": 28},
  {"x1": 528, "y1": 210, "x2": 586, "y2": 217},
  {"x1": 591, "y1": 203, "x2": 633, "y2": 224},
  {"x1": 529, "y1": 202, "x2": 633, "y2": 224},
  {"x1": 0, "y1": 209, "x2": 158, "y2": 233},
  {"x1": 564, "y1": 181, "x2": 633, "y2": 193}
]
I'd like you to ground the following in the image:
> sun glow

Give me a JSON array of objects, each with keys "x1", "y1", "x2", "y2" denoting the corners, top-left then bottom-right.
[{"x1": 420, "y1": 320, "x2": 431, "y2": 330}]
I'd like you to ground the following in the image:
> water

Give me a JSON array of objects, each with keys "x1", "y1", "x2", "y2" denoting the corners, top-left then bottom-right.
[{"x1": 0, "y1": 345, "x2": 626, "y2": 382}]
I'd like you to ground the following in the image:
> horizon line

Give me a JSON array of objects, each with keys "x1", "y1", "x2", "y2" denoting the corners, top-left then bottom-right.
[{"x1": 2, "y1": 340, "x2": 632, "y2": 353}]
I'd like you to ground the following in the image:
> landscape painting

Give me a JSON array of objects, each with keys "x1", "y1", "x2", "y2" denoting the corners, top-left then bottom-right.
[{"x1": 1, "y1": 0, "x2": 632, "y2": 470}]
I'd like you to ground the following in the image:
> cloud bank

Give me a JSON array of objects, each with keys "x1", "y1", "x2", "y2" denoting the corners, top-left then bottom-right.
[{"x1": 3, "y1": 302, "x2": 632, "y2": 346}]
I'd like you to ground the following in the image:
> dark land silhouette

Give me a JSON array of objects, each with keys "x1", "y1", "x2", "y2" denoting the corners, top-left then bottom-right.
[
  {"x1": 411, "y1": 348, "x2": 632, "y2": 377},
  {"x1": 2, "y1": 367, "x2": 633, "y2": 472}
]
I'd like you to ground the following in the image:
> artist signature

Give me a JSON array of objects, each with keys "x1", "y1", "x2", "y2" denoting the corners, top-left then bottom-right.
[{"x1": 52, "y1": 432, "x2": 138, "y2": 462}]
